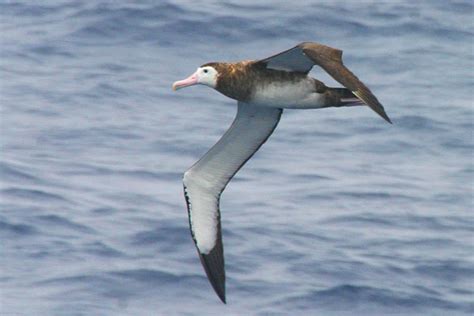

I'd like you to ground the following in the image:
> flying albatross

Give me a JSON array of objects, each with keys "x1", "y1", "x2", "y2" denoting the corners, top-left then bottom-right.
[{"x1": 172, "y1": 42, "x2": 391, "y2": 303}]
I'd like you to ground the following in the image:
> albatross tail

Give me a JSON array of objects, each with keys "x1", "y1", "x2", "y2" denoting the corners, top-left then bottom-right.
[
  {"x1": 329, "y1": 87, "x2": 392, "y2": 123},
  {"x1": 329, "y1": 88, "x2": 365, "y2": 107}
]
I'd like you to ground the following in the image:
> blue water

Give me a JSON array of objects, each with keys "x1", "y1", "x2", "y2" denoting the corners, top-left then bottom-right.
[{"x1": 1, "y1": 1, "x2": 473, "y2": 315}]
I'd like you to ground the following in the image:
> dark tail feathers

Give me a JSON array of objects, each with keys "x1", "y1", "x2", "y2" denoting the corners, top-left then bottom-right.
[{"x1": 330, "y1": 88, "x2": 364, "y2": 107}]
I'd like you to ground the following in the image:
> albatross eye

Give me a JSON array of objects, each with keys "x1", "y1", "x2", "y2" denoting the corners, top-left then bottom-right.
[{"x1": 203, "y1": 69, "x2": 208, "y2": 73}]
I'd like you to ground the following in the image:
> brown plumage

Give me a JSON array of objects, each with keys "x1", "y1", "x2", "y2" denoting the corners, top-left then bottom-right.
[
  {"x1": 203, "y1": 60, "x2": 362, "y2": 109},
  {"x1": 269, "y1": 42, "x2": 391, "y2": 123},
  {"x1": 199, "y1": 42, "x2": 391, "y2": 122}
]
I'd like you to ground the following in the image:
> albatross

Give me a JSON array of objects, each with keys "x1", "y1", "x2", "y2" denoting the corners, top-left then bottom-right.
[{"x1": 172, "y1": 42, "x2": 391, "y2": 303}]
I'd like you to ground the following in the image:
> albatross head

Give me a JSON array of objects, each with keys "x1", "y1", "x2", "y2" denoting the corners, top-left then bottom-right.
[{"x1": 172, "y1": 65, "x2": 218, "y2": 91}]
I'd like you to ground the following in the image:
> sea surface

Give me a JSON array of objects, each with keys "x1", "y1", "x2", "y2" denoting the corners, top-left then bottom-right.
[{"x1": 1, "y1": 1, "x2": 473, "y2": 315}]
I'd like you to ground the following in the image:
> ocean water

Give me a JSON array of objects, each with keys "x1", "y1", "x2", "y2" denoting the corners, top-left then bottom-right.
[{"x1": 1, "y1": 0, "x2": 473, "y2": 315}]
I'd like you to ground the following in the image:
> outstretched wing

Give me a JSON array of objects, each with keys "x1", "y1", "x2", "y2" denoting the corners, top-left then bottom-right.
[
  {"x1": 183, "y1": 103, "x2": 282, "y2": 303},
  {"x1": 259, "y1": 42, "x2": 391, "y2": 123}
]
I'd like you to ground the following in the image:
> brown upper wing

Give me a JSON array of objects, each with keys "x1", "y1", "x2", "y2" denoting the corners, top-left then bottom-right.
[{"x1": 260, "y1": 42, "x2": 392, "y2": 123}]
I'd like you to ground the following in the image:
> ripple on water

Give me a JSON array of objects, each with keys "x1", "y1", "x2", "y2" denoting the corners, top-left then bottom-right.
[
  {"x1": 280, "y1": 284, "x2": 467, "y2": 313},
  {"x1": 0, "y1": 219, "x2": 38, "y2": 236},
  {"x1": 2, "y1": 187, "x2": 69, "y2": 202},
  {"x1": 0, "y1": 162, "x2": 38, "y2": 183},
  {"x1": 35, "y1": 214, "x2": 96, "y2": 234}
]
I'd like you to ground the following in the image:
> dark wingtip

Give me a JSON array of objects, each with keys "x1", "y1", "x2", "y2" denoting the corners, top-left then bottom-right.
[
  {"x1": 352, "y1": 90, "x2": 392, "y2": 124},
  {"x1": 199, "y1": 242, "x2": 226, "y2": 303},
  {"x1": 379, "y1": 111, "x2": 393, "y2": 124}
]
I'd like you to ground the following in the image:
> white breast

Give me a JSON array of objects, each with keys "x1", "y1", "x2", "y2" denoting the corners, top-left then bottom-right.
[{"x1": 251, "y1": 78, "x2": 325, "y2": 109}]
